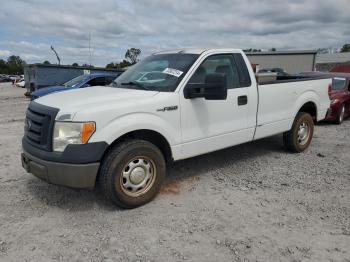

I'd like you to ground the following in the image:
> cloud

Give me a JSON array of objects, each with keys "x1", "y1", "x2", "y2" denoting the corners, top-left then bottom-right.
[
  {"x1": 0, "y1": 0, "x2": 348, "y2": 66},
  {"x1": 0, "y1": 50, "x2": 12, "y2": 58}
]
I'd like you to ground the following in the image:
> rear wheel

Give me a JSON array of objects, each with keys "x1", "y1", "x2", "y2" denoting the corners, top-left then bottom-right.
[
  {"x1": 335, "y1": 104, "x2": 345, "y2": 125},
  {"x1": 100, "y1": 139, "x2": 166, "y2": 208},
  {"x1": 283, "y1": 112, "x2": 314, "y2": 153}
]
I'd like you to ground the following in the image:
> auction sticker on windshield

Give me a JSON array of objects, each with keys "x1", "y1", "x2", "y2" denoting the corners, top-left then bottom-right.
[{"x1": 162, "y1": 68, "x2": 183, "y2": 77}]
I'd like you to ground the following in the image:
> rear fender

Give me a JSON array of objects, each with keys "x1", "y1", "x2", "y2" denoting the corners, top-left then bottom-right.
[{"x1": 292, "y1": 91, "x2": 320, "y2": 123}]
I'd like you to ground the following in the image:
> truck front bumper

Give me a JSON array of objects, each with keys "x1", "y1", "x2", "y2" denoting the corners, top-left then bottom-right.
[
  {"x1": 21, "y1": 150, "x2": 100, "y2": 189},
  {"x1": 21, "y1": 137, "x2": 108, "y2": 189}
]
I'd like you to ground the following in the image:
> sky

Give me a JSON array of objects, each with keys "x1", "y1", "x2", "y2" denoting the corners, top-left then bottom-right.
[{"x1": 0, "y1": 0, "x2": 349, "y2": 67}]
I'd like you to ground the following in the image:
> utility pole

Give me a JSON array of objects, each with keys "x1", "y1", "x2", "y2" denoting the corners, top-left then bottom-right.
[
  {"x1": 50, "y1": 46, "x2": 60, "y2": 65},
  {"x1": 88, "y1": 33, "x2": 91, "y2": 67},
  {"x1": 87, "y1": 32, "x2": 95, "y2": 67}
]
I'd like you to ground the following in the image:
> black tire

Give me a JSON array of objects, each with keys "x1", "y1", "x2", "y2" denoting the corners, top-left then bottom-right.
[
  {"x1": 335, "y1": 104, "x2": 345, "y2": 125},
  {"x1": 99, "y1": 139, "x2": 166, "y2": 208},
  {"x1": 283, "y1": 112, "x2": 314, "y2": 153}
]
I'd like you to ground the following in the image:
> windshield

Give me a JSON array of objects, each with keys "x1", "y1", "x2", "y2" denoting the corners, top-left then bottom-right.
[
  {"x1": 332, "y1": 77, "x2": 346, "y2": 90},
  {"x1": 110, "y1": 53, "x2": 199, "y2": 92},
  {"x1": 63, "y1": 75, "x2": 88, "y2": 87}
]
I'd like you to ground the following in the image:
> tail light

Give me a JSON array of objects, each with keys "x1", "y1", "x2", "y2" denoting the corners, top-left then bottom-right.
[{"x1": 328, "y1": 84, "x2": 332, "y2": 97}]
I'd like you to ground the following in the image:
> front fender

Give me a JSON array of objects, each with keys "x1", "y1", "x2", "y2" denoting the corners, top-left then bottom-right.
[{"x1": 89, "y1": 112, "x2": 181, "y2": 146}]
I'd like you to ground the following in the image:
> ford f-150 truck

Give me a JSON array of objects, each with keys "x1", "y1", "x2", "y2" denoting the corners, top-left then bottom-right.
[{"x1": 21, "y1": 48, "x2": 331, "y2": 208}]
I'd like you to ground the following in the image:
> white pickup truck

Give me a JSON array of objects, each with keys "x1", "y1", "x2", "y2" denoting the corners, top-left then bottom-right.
[{"x1": 21, "y1": 48, "x2": 331, "y2": 208}]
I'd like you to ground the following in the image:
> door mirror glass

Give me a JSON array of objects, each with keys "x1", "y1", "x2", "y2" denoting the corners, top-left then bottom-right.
[{"x1": 184, "y1": 73, "x2": 227, "y2": 100}]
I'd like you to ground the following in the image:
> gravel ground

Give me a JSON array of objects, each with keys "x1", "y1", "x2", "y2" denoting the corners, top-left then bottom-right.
[{"x1": 0, "y1": 82, "x2": 349, "y2": 262}]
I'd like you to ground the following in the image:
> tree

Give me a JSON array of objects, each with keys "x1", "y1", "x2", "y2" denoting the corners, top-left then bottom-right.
[
  {"x1": 106, "y1": 62, "x2": 117, "y2": 69},
  {"x1": 106, "y1": 60, "x2": 132, "y2": 69},
  {"x1": 0, "y1": 59, "x2": 7, "y2": 74},
  {"x1": 81, "y1": 63, "x2": 93, "y2": 68},
  {"x1": 125, "y1": 48, "x2": 141, "y2": 64},
  {"x1": 340, "y1": 44, "x2": 350, "y2": 53},
  {"x1": 72, "y1": 62, "x2": 79, "y2": 67},
  {"x1": 0, "y1": 55, "x2": 26, "y2": 74},
  {"x1": 43, "y1": 60, "x2": 51, "y2": 65},
  {"x1": 7, "y1": 55, "x2": 26, "y2": 74},
  {"x1": 119, "y1": 59, "x2": 132, "y2": 68}
]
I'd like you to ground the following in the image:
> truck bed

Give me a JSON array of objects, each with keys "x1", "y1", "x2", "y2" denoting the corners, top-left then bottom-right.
[
  {"x1": 258, "y1": 75, "x2": 330, "y2": 85},
  {"x1": 253, "y1": 77, "x2": 331, "y2": 140}
]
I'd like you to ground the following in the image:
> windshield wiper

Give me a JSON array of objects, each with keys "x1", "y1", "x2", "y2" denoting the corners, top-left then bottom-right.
[{"x1": 120, "y1": 81, "x2": 151, "y2": 90}]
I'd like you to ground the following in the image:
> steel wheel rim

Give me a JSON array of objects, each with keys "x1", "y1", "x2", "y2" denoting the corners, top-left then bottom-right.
[
  {"x1": 297, "y1": 122, "x2": 310, "y2": 146},
  {"x1": 119, "y1": 156, "x2": 156, "y2": 197}
]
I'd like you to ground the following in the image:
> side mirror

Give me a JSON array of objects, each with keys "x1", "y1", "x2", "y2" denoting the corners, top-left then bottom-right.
[{"x1": 184, "y1": 73, "x2": 227, "y2": 100}]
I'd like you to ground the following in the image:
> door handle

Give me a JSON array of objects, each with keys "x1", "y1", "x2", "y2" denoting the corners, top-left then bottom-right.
[{"x1": 237, "y1": 95, "x2": 248, "y2": 106}]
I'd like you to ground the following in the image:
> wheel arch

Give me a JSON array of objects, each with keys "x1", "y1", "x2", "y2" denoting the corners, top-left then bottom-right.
[
  {"x1": 102, "y1": 129, "x2": 173, "y2": 165},
  {"x1": 293, "y1": 90, "x2": 319, "y2": 120},
  {"x1": 297, "y1": 101, "x2": 317, "y2": 120}
]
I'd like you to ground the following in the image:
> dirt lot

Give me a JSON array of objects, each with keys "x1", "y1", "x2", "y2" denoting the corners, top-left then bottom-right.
[{"x1": 0, "y1": 82, "x2": 349, "y2": 262}]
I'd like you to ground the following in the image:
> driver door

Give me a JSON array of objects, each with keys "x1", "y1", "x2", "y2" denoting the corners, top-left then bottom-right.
[{"x1": 179, "y1": 54, "x2": 251, "y2": 159}]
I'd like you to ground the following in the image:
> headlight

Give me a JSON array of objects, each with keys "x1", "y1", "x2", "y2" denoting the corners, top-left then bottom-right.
[
  {"x1": 331, "y1": 99, "x2": 339, "y2": 105},
  {"x1": 53, "y1": 122, "x2": 95, "y2": 152}
]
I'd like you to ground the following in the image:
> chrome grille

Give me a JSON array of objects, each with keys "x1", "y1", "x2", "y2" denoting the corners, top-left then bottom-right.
[{"x1": 24, "y1": 102, "x2": 59, "y2": 151}]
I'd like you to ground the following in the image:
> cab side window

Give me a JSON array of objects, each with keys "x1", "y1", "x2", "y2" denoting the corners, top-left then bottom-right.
[
  {"x1": 87, "y1": 77, "x2": 106, "y2": 86},
  {"x1": 188, "y1": 54, "x2": 240, "y2": 89}
]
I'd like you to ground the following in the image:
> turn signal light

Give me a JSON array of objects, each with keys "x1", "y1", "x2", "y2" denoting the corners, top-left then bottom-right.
[{"x1": 82, "y1": 122, "x2": 96, "y2": 144}]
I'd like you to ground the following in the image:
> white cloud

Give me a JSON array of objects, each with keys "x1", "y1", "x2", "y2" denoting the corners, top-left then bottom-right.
[
  {"x1": 0, "y1": 50, "x2": 12, "y2": 58},
  {"x1": 0, "y1": 0, "x2": 349, "y2": 66}
]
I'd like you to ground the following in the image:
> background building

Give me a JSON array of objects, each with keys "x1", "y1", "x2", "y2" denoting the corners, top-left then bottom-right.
[
  {"x1": 315, "y1": 53, "x2": 350, "y2": 72},
  {"x1": 246, "y1": 50, "x2": 317, "y2": 74},
  {"x1": 24, "y1": 64, "x2": 124, "y2": 91}
]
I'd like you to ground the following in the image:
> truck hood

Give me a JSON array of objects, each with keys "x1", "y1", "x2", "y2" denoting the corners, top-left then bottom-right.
[{"x1": 35, "y1": 86, "x2": 159, "y2": 118}]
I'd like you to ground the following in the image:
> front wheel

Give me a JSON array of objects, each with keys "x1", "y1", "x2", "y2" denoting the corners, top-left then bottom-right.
[
  {"x1": 283, "y1": 112, "x2": 314, "y2": 153},
  {"x1": 99, "y1": 139, "x2": 166, "y2": 208},
  {"x1": 335, "y1": 104, "x2": 345, "y2": 125}
]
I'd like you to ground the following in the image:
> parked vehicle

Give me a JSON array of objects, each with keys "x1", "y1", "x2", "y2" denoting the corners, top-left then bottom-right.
[
  {"x1": 328, "y1": 75, "x2": 350, "y2": 124},
  {"x1": 16, "y1": 79, "x2": 25, "y2": 88},
  {"x1": 30, "y1": 73, "x2": 122, "y2": 99},
  {"x1": 24, "y1": 64, "x2": 124, "y2": 92},
  {"x1": 21, "y1": 48, "x2": 331, "y2": 208},
  {"x1": 0, "y1": 75, "x2": 12, "y2": 82},
  {"x1": 300, "y1": 71, "x2": 350, "y2": 124}
]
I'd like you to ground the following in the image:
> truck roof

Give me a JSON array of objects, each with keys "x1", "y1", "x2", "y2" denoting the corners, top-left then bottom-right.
[{"x1": 153, "y1": 48, "x2": 243, "y2": 55}]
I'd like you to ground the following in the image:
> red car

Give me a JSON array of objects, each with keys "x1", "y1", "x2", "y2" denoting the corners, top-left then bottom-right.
[
  {"x1": 300, "y1": 72, "x2": 350, "y2": 124},
  {"x1": 325, "y1": 73, "x2": 350, "y2": 124}
]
